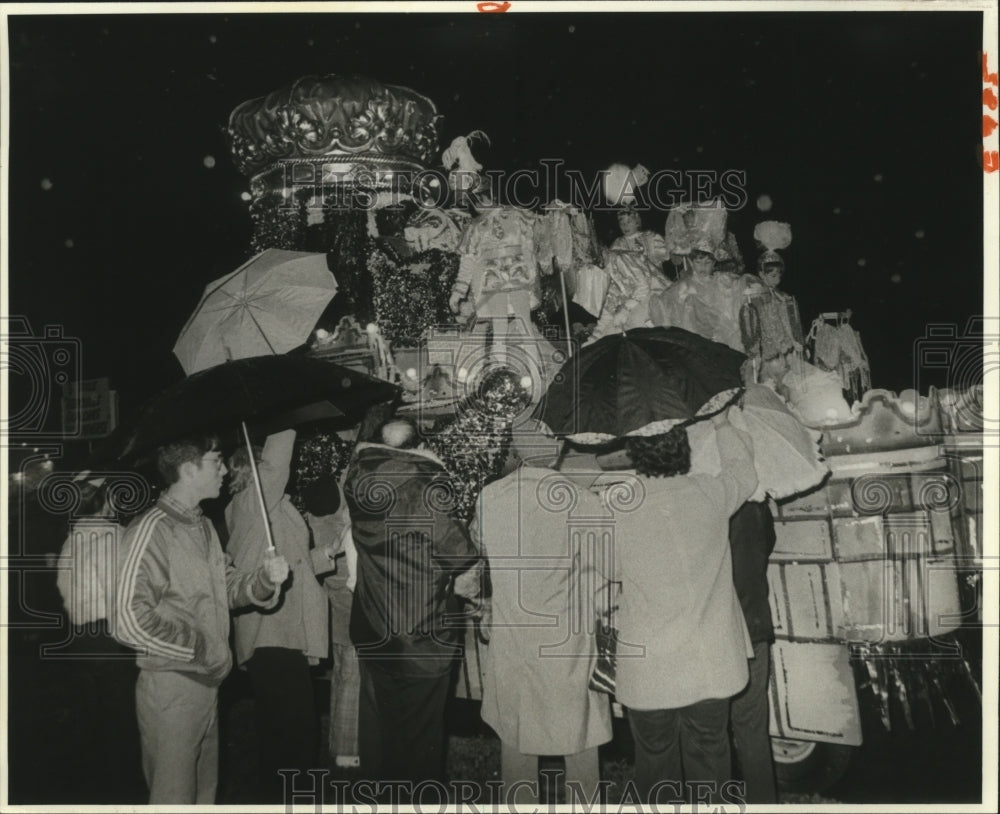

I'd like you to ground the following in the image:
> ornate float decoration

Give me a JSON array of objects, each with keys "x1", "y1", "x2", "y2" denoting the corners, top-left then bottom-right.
[
  {"x1": 228, "y1": 74, "x2": 443, "y2": 254},
  {"x1": 229, "y1": 74, "x2": 441, "y2": 193}
]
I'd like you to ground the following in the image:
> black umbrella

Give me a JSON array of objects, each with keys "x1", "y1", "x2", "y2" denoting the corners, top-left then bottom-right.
[
  {"x1": 534, "y1": 326, "x2": 745, "y2": 443},
  {"x1": 110, "y1": 354, "x2": 399, "y2": 463},
  {"x1": 104, "y1": 354, "x2": 398, "y2": 553}
]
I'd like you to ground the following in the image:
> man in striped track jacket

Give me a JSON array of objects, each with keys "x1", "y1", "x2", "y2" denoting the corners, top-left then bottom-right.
[{"x1": 115, "y1": 434, "x2": 289, "y2": 804}]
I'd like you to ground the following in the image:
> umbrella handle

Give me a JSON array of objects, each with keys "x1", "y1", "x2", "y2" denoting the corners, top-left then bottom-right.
[
  {"x1": 555, "y1": 258, "x2": 574, "y2": 359},
  {"x1": 242, "y1": 421, "x2": 277, "y2": 554}
]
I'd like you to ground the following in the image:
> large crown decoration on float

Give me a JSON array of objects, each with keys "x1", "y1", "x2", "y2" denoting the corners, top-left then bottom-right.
[{"x1": 228, "y1": 74, "x2": 442, "y2": 199}]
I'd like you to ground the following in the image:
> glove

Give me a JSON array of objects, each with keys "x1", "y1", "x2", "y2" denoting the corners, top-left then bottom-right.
[{"x1": 264, "y1": 551, "x2": 289, "y2": 585}]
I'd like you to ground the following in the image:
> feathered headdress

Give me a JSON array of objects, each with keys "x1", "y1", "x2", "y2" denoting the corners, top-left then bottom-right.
[
  {"x1": 753, "y1": 221, "x2": 792, "y2": 270},
  {"x1": 665, "y1": 199, "x2": 728, "y2": 255},
  {"x1": 603, "y1": 163, "x2": 650, "y2": 206},
  {"x1": 442, "y1": 131, "x2": 491, "y2": 200},
  {"x1": 753, "y1": 221, "x2": 792, "y2": 251},
  {"x1": 442, "y1": 130, "x2": 491, "y2": 172}
]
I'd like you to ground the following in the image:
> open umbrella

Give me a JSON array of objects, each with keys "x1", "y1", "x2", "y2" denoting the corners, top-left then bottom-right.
[
  {"x1": 688, "y1": 383, "x2": 829, "y2": 501},
  {"x1": 534, "y1": 326, "x2": 745, "y2": 443},
  {"x1": 171, "y1": 250, "x2": 338, "y2": 552},
  {"x1": 173, "y1": 249, "x2": 336, "y2": 375},
  {"x1": 111, "y1": 355, "x2": 398, "y2": 464},
  {"x1": 108, "y1": 354, "x2": 398, "y2": 550}
]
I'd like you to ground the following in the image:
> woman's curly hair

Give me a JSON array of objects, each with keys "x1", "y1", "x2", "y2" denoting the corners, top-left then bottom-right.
[
  {"x1": 228, "y1": 444, "x2": 264, "y2": 494},
  {"x1": 625, "y1": 426, "x2": 691, "y2": 478}
]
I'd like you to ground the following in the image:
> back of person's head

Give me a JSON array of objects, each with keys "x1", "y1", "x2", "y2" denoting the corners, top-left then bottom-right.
[
  {"x1": 297, "y1": 476, "x2": 342, "y2": 517},
  {"x1": 156, "y1": 434, "x2": 221, "y2": 486},
  {"x1": 79, "y1": 481, "x2": 111, "y2": 517},
  {"x1": 375, "y1": 200, "x2": 419, "y2": 237},
  {"x1": 228, "y1": 444, "x2": 264, "y2": 494},
  {"x1": 379, "y1": 418, "x2": 421, "y2": 450},
  {"x1": 625, "y1": 426, "x2": 691, "y2": 478}
]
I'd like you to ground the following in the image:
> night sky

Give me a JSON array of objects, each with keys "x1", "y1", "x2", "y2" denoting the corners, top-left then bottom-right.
[{"x1": 5, "y1": 8, "x2": 988, "y2": 428}]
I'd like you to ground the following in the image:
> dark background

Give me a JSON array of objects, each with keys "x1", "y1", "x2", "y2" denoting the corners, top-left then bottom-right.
[
  {"x1": 6, "y1": 9, "x2": 988, "y2": 427},
  {"x1": 3, "y1": 9, "x2": 989, "y2": 805}
]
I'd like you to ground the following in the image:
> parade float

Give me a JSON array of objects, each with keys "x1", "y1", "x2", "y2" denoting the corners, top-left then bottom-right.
[{"x1": 225, "y1": 74, "x2": 984, "y2": 792}]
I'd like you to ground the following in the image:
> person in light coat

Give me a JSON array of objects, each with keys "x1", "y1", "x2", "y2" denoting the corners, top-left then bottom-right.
[
  {"x1": 603, "y1": 410, "x2": 758, "y2": 805},
  {"x1": 226, "y1": 430, "x2": 339, "y2": 801},
  {"x1": 473, "y1": 430, "x2": 612, "y2": 805}
]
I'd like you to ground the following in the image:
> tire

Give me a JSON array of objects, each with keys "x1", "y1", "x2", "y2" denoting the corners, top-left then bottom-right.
[{"x1": 771, "y1": 738, "x2": 855, "y2": 794}]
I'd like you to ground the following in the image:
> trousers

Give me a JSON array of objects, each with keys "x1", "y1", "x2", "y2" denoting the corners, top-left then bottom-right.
[
  {"x1": 63, "y1": 625, "x2": 145, "y2": 802},
  {"x1": 246, "y1": 647, "x2": 319, "y2": 802},
  {"x1": 135, "y1": 670, "x2": 219, "y2": 804},
  {"x1": 500, "y1": 742, "x2": 601, "y2": 805},
  {"x1": 730, "y1": 641, "x2": 777, "y2": 803},
  {"x1": 627, "y1": 697, "x2": 732, "y2": 804},
  {"x1": 358, "y1": 659, "x2": 452, "y2": 793},
  {"x1": 329, "y1": 642, "x2": 361, "y2": 761}
]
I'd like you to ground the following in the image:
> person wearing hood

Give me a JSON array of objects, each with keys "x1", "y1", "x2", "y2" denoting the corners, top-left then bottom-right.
[{"x1": 344, "y1": 418, "x2": 481, "y2": 791}]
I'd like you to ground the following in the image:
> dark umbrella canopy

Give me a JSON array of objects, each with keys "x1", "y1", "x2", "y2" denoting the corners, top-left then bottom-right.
[
  {"x1": 108, "y1": 354, "x2": 399, "y2": 463},
  {"x1": 534, "y1": 326, "x2": 746, "y2": 443}
]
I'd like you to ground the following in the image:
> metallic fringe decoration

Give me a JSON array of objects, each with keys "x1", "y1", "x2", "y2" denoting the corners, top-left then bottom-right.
[
  {"x1": 368, "y1": 245, "x2": 459, "y2": 346},
  {"x1": 249, "y1": 189, "x2": 310, "y2": 255},
  {"x1": 853, "y1": 639, "x2": 979, "y2": 732},
  {"x1": 289, "y1": 431, "x2": 355, "y2": 510},
  {"x1": 428, "y1": 369, "x2": 532, "y2": 522}
]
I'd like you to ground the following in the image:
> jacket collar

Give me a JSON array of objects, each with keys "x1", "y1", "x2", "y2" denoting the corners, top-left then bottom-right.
[
  {"x1": 354, "y1": 441, "x2": 446, "y2": 469},
  {"x1": 157, "y1": 493, "x2": 205, "y2": 524}
]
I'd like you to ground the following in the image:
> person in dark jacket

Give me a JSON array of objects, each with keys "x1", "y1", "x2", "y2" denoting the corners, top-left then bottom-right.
[
  {"x1": 345, "y1": 418, "x2": 481, "y2": 790},
  {"x1": 728, "y1": 500, "x2": 778, "y2": 803}
]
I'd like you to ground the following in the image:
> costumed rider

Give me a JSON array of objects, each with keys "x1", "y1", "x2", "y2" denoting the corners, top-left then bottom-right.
[
  {"x1": 587, "y1": 163, "x2": 672, "y2": 342},
  {"x1": 664, "y1": 199, "x2": 731, "y2": 280},
  {"x1": 650, "y1": 203, "x2": 750, "y2": 352},
  {"x1": 739, "y1": 221, "x2": 804, "y2": 385},
  {"x1": 446, "y1": 133, "x2": 554, "y2": 387},
  {"x1": 740, "y1": 222, "x2": 853, "y2": 425}
]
